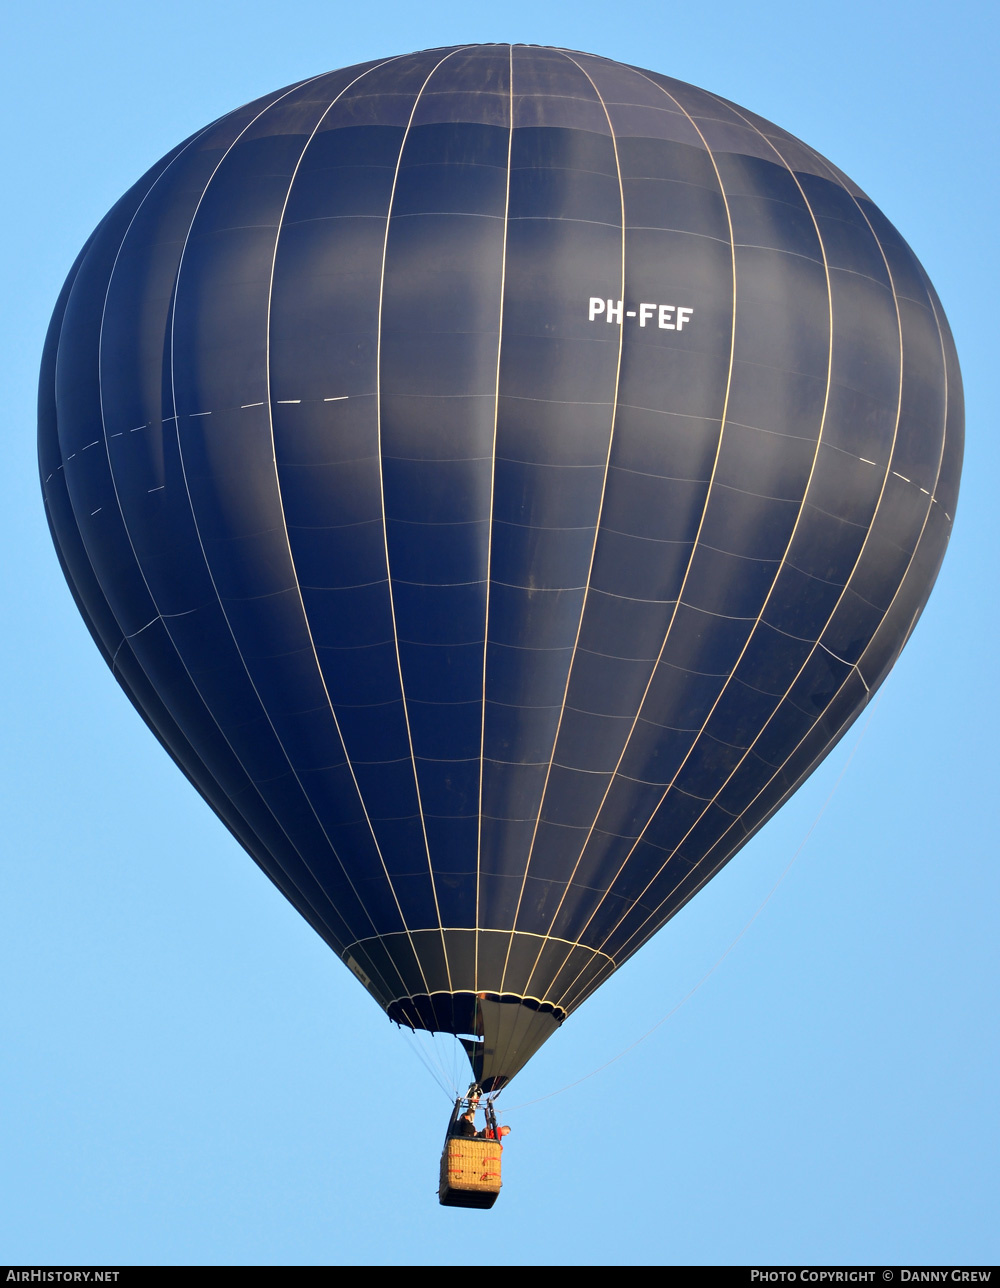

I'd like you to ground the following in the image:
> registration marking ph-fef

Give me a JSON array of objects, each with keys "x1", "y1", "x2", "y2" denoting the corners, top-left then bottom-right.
[{"x1": 588, "y1": 298, "x2": 694, "y2": 330}]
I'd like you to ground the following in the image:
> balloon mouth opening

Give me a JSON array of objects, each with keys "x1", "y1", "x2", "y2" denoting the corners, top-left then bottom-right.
[
  {"x1": 387, "y1": 989, "x2": 566, "y2": 1034},
  {"x1": 388, "y1": 992, "x2": 566, "y2": 1090}
]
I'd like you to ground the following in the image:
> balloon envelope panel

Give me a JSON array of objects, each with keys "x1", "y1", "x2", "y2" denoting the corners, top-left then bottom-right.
[{"x1": 39, "y1": 45, "x2": 962, "y2": 1087}]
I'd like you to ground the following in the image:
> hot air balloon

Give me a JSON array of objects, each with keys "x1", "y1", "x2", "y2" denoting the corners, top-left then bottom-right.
[{"x1": 38, "y1": 45, "x2": 962, "y2": 1119}]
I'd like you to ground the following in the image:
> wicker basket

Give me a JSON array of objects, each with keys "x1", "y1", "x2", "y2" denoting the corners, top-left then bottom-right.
[{"x1": 438, "y1": 1137, "x2": 503, "y2": 1209}]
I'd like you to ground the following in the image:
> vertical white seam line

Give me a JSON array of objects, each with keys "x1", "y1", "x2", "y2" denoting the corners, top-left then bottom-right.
[
  {"x1": 558, "y1": 111, "x2": 841, "y2": 1002},
  {"x1": 89, "y1": 81, "x2": 396, "y2": 996},
  {"x1": 497, "y1": 49, "x2": 628, "y2": 998},
  {"x1": 583, "y1": 105, "x2": 919, "y2": 971},
  {"x1": 263, "y1": 55, "x2": 433, "y2": 1000},
  {"x1": 549, "y1": 80, "x2": 842, "y2": 1004},
  {"x1": 556, "y1": 92, "x2": 922, "y2": 1006},
  {"x1": 474, "y1": 44, "x2": 515, "y2": 995},
  {"x1": 167, "y1": 72, "x2": 413, "y2": 1000},
  {"x1": 517, "y1": 61, "x2": 742, "y2": 1001},
  {"x1": 375, "y1": 46, "x2": 474, "y2": 999},
  {"x1": 605, "y1": 317, "x2": 948, "y2": 978},
  {"x1": 512, "y1": 50, "x2": 633, "y2": 1003}
]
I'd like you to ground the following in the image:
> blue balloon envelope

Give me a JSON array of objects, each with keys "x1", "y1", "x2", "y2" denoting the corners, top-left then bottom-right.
[{"x1": 39, "y1": 46, "x2": 962, "y2": 1088}]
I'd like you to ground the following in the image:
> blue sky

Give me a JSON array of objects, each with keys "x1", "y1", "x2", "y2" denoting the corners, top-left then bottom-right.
[{"x1": 2, "y1": 0, "x2": 996, "y2": 1267}]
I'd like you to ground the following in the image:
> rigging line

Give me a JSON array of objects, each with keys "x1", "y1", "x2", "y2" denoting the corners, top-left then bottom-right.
[
  {"x1": 500, "y1": 693, "x2": 881, "y2": 1112},
  {"x1": 400, "y1": 1030, "x2": 458, "y2": 1100}
]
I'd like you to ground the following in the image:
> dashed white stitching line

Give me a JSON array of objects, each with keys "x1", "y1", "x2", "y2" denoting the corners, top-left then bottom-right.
[
  {"x1": 276, "y1": 399, "x2": 301, "y2": 404},
  {"x1": 241, "y1": 401, "x2": 264, "y2": 408},
  {"x1": 892, "y1": 471, "x2": 910, "y2": 482},
  {"x1": 147, "y1": 485, "x2": 165, "y2": 492},
  {"x1": 571, "y1": 107, "x2": 954, "y2": 994},
  {"x1": 324, "y1": 395, "x2": 348, "y2": 402},
  {"x1": 860, "y1": 457, "x2": 876, "y2": 465},
  {"x1": 258, "y1": 51, "x2": 432, "y2": 1007},
  {"x1": 152, "y1": 73, "x2": 392, "y2": 974},
  {"x1": 545, "y1": 67, "x2": 861, "y2": 1012},
  {"x1": 91, "y1": 76, "x2": 376, "y2": 977},
  {"x1": 90, "y1": 508, "x2": 101, "y2": 515},
  {"x1": 191, "y1": 411, "x2": 211, "y2": 417}
]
